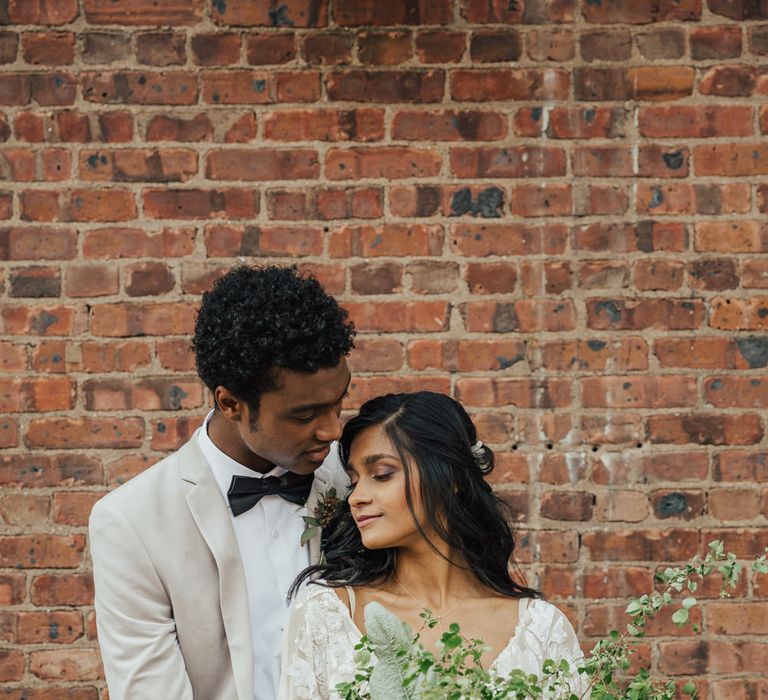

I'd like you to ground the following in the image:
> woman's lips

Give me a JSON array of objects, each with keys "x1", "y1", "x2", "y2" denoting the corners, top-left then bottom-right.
[{"x1": 354, "y1": 515, "x2": 381, "y2": 528}]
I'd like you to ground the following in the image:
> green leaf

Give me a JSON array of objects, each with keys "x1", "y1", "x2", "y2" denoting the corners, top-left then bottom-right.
[
  {"x1": 301, "y1": 515, "x2": 320, "y2": 526},
  {"x1": 683, "y1": 681, "x2": 696, "y2": 696},
  {"x1": 672, "y1": 608, "x2": 689, "y2": 625},
  {"x1": 300, "y1": 526, "x2": 317, "y2": 546},
  {"x1": 682, "y1": 596, "x2": 697, "y2": 609}
]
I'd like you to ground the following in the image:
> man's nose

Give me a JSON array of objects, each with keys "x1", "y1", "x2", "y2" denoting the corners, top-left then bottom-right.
[{"x1": 315, "y1": 408, "x2": 342, "y2": 442}]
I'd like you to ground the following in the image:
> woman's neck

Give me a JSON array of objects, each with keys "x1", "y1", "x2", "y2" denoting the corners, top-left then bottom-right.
[{"x1": 391, "y1": 542, "x2": 480, "y2": 612}]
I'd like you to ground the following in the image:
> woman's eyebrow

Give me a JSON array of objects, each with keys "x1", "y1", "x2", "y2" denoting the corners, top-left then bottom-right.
[{"x1": 345, "y1": 453, "x2": 398, "y2": 474}]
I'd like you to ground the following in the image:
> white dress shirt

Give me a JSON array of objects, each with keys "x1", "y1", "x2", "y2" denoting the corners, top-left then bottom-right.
[{"x1": 198, "y1": 411, "x2": 309, "y2": 700}]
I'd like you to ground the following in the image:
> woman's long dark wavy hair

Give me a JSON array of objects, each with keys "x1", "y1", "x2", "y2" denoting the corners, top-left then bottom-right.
[{"x1": 290, "y1": 391, "x2": 539, "y2": 600}]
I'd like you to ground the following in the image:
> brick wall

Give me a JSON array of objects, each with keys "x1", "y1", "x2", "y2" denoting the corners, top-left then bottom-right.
[{"x1": 1, "y1": 0, "x2": 767, "y2": 696}]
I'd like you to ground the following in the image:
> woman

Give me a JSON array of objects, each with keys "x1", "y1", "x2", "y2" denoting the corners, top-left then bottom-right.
[{"x1": 280, "y1": 392, "x2": 586, "y2": 698}]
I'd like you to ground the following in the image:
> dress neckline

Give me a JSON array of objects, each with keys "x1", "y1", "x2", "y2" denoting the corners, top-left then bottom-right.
[{"x1": 319, "y1": 585, "x2": 535, "y2": 671}]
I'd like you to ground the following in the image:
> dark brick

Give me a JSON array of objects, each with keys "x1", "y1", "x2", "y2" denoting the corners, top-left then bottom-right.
[
  {"x1": 246, "y1": 33, "x2": 296, "y2": 64},
  {"x1": 358, "y1": 30, "x2": 412, "y2": 65},
  {"x1": 302, "y1": 32, "x2": 354, "y2": 65},
  {"x1": 191, "y1": 33, "x2": 240, "y2": 65},
  {"x1": 580, "y1": 29, "x2": 632, "y2": 62},
  {"x1": 469, "y1": 30, "x2": 522, "y2": 62},
  {"x1": 0, "y1": 33, "x2": 18, "y2": 64},
  {"x1": 9, "y1": 267, "x2": 61, "y2": 298},
  {"x1": 136, "y1": 32, "x2": 186, "y2": 66},
  {"x1": 635, "y1": 28, "x2": 686, "y2": 59},
  {"x1": 350, "y1": 262, "x2": 402, "y2": 295},
  {"x1": 82, "y1": 33, "x2": 130, "y2": 64},
  {"x1": 691, "y1": 26, "x2": 742, "y2": 60}
]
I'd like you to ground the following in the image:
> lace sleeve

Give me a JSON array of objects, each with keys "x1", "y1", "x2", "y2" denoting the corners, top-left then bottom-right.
[{"x1": 279, "y1": 589, "x2": 327, "y2": 700}]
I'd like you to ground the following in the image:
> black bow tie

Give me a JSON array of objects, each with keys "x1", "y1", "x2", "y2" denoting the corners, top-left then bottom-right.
[{"x1": 227, "y1": 472, "x2": 314, "y2": 516}]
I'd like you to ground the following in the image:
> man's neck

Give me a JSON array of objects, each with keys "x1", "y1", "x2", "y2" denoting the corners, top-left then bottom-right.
[{"x1": 206, "y1": 410, "x2": 274, "y2": 474}]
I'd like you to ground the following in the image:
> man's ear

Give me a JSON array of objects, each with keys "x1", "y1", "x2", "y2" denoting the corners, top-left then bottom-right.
[{"x1": 214, "y1": 386, "x2": 243, "y2": 421}]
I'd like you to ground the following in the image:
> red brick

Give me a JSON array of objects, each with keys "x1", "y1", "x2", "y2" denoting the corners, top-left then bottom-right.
[
  {"x1": 302, "y1": 31, "x2": 353, "y2": 65},
  {"x1": 344, "y1": 301, "x2": 449, "y2": 332},
  {"x1": 151, "y1": 416, "x2": 203, "y2": 451},
  {"x1": 515, "y1": 529, "x2": 579, "y2": 564},
  {"x1": 83, "y1": 71, "x2": 198, "y2": 105},
  {"x1": 415, "y1": 30, "x2": 466, "y2": 63},
  {"x1": 595, "y1": 451, "x2": 709, "y2": 485},
  {"x1": 191, "y1": 32, "x2": 240, "y2": 65},
  {"x1": 82, "y1": 377, "x2": 202, "y2": 412},
  {"x1": 595, "y1": 490, "x2": 649, "y2": 522},
  {"x1": 350, "y1": 262, "x2": 402, "y2": 295},
  {"x1": 90, "y1": 302, "x2": 195, "y2": 337},
  {"x1": 519, "y1": 260, "x2": 571, "y2": 295},
  {"x1": 705, "y1": 376, "x2": 768, "y2": 408},
  {"x1": 632, "y1": 258, "x2": 685, "y2": 291},
  {"x1": 580, "y1": 28, "x2": 632, "y2": 62},
  {"x1": 83, "y1": 226, "x2": 194, "y2": 258},
  {"x1": 346, "y1": 376, "x2": 451, "y2": 410},
  {"x1": 409, "y1": 261, "x2": 460, "y2": 294},
  {"x1": 30, "y1": 649, "x2": 102, "y2": 681},
  {"x1": 326, "y1": 69, "x2": 444, "y2": 103},
  {"x1": 84, "y1": 0, "x2": 202, "y2": 24},
  {"x1": 211, "y1": 0, "x2": 329, "y2": 27},
  {"x1": 695, "y1": 221, "x2": 768, "y2": 253},
  {"x1": 0, "y1": 227, "x2": 76, "y2": 260},
  {"x1": 206, "y1": 148, "x2": 318, "y2": 180},
  {"x1": 80, "y1": 148, "x2": 197, "y2": 182},
  {"x1": 648, "y1": 414, "x2": 763, "y2": 446},
  {"x1": 9, "y1": 265, "x2": 61, "y2": 297},
  {"x1": 0, "y1": 33, "x2": 17, "y2": 64},
  {"x1": 22, "y1": 31, "x2": 75, "y2": 64},
  {"x1": 0, "y1": 534, "x2": 85, "y2": 568},
  {"x1": 107, "y1": 454, "x2": 159, "y2": 488},
  {"x1": 392, "y1": 109, "x2": 506, "y2": 141},
  {"x1": 26, "y1": 417, "x2": 143, "y2": 449},
  {"x1": 638, "y1": 145, "x2": 689, "y2": 178},
  {"x1": 542, "y1": 107, "x2": 627, "y2": 139},
  {"x1": 695, "y1": 143, "x2": 768, "y2": 176},
  {"x1": 744, "y1": 260, "x2": 768, "y2": 288},
  {"x1": 0, "y1": 453, "x2": 102, "y2": 488},
  {"x1": 330, "y1": 224, "x2": 443, "y2": 257},
  {"x1": 143, "y1": 188, "x2": 258, "y2": 220},
  {"x1": 246, "y1": 32, "x2": 296, "y2": 64},
  {"x1": 539, "y1": 338, "x2": 648, "y2": 372},
  {"x1": 157, "y1": 339, "x2": 196, "y2": 371},
  {"x1": 574, "y1": 222, "x2": 687, "y2": 255},
  {"x1": 588, "y1": 298, "x2": 704, "y2": 330},
  {"x1": 451, "y1": 146, "x2": 566, "y2": 178},
  {"x1": 334, "y1": 0, "x2": 452, "y2": 26},
  {"x1": 695, "y1": 183, "x2": 751, "y2": 215},
  {"x1": 204, "y1": 224, "x2": 322, "y2": 257},
  {"x1": 638, "y1": 105, "x2": 753, "y2": 138},
  {"x1": 389, "y1": 184, "x2": 506, "y2": 218},
  {"x1": 275, "y1": 70, "x2": 321, "y2": 103},
  {"x1": 478, "y1": 264, "x2": 524, "y2": 299},
  {"x1": 0, "y1": 376, "x2": 74, "y2": 412},
  {"x1": 709, "y1": 488, "x2": 760, "y2": 520},
  {"x1": 267, "y1": 187, "x2": 383, "y2": 220},
  {"x1": 463, "y1": 300, "x2": 576, "y2": 333},
  {"x1": 582, "y1": 376, "x2": 696, "y2": 408},
  {"x1": 224, "y1": 112, "x2": 258, "y2": 143},
  {"x1": 451, "y1": 68, "x2": 569, "y2": 101},
  {"x1": 582, "y1": 0, "x2": 701, "y2": 23},
  {"x1": 146, "y1": 114, "x2": 214, "y2": 142},
  {"x1": 0, "y1": 492, "x2": 49, "y2": 527},
  {"x1": 264, "y1": 108, "x2": 384, "y2": 141},
  {"x1": 510, "y1": 184, "x2": 571, "y2": 217},
  {"x1": 711, "y1": 296, "x2": 768, "y2": 330},
  {"x1": 64, "y1": 263, "x2": 119, "y2": 297},
  {"x1": 2, "y1": 304, "x2": 84, "y2": 336},
  {"x1": 124, "y1": 262, "x2": 175, "y2": 296},
  {"x1": 18, "y1": 611, "x2": 83, "y2": 644},
  {"x1": 654, "y1": 337, "x2": 758, "y2": 370},
  {"x1": 0, "y1": 342, "x2": 27, "y2": 371},
  {"x1": 0, "y1": 650, "x2": 24, "y2": 682},
  {"x1": 358, "y1": 30, "x2": 412, "y2": 65},
  {"x1": 82, "y1": 31, "x2": 130, "y2": 64},
  {"x1": 709, "y1": 0, "x2": 768, "y2": 20},
  {"x1": 700, "y1": 65, "x2": 759, "y2": 96},
  {"x1": 691, "y1": 25, "x2": 742, "y2": 59},
  {"x1": 326, "y1": 147, "x2": 441, "y2": 180},
  {"x1": 636, "y1": 27, "x2": 686, "y2": 58},
  {"x1": 0, "y1": 420, "x2": 18, "y2": 448},
  {"x1": 583, "y1": 529, "x2": 699, "y2": 561},
  {"x1": 31, "y1": 573, "x2": 93, "y2": 606},
  {"x1": 716, "y1": 451, "x2": 768, "y2": 483},
  {"x1": 457, "y1": 378, "x2": 571, "y2": 409},
  {"x1": 526, "y1": 27, "x2": 575, "y2": 61}
]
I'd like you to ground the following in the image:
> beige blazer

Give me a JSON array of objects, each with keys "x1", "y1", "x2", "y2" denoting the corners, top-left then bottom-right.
[{"x1": 89, "y1": 429, "x2": 348, "y2": 700}]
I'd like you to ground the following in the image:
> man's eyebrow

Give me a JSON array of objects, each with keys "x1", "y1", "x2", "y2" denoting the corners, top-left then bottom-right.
[{"x1": 288, "y1": 374, "x2": 351, "y2": 413}]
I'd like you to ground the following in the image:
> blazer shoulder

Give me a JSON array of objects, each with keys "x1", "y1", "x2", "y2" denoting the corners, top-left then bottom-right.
[{"x1": 91, "y1": 431, "x2": 204, "y2": 518}]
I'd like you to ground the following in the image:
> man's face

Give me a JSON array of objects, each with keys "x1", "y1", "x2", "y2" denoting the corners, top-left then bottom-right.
[{"x1": 234, "y1": 357, "x2": 351, "y2": 475}]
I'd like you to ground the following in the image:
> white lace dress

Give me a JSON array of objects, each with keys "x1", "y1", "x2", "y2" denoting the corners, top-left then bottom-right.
[{"x1": 279, "y1": 583, "x2": 588, "y2": 699}]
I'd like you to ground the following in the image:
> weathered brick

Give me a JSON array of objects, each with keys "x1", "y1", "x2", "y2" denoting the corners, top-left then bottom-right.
[
  {"x1": 192, "y1": 33, "x2": 240, "y2": 66},
  {"x1": 246, "y1": 32, "x2": 296, "y2": 64},
  {"x1": 326, "y1": 69, "x2": 444, "y2": 103},
  {"x1": 302, "y1": 31, "x2": 354, "y2": 65},
  {"x1": 136, "y1": 32, "x2": 186, "y2": 66},
  {"x1": 143, "y1": 188, "x2": 258, "y2": 220},
  {"x1": 415, "y1": 30, "x2": 466, "y2": 63},
  {"x1": 580, "y1": 28, "x2": 632, "y2": 62},
  {"x1": 358, "y1": 30, "x2": 412, "y2": 65},
  {"x1": 204, "y1": 224, "x2": 322, "y2": 257},
  {"x1": 83, "y1": 71, "x2": 198, "y2": 105},
  {"x1": 392, "y1": 110, "x2": 506, "y2": 141},
  {"x1": 635, "y1": 28, "x2": 686, "y2": 59},
  {"x1": 700, "y1": 65, "x2": 759, "y2": 96},
  {"x1": 264, "y1": 108, "x2": 384, "y2": 141},
  {"x1": 334, "y1": 0, "x2": 452, "y2": 26},
  {"x1": 451, "y1": 68, "x2": 569, "y2": 101},
  {"x1": 22, "y1": 31, "x2": 75, "y2": 65}
]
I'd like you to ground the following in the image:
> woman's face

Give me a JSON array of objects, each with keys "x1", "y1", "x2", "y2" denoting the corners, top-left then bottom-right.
[{"x1": 345, "y1": 425, "x2": 430, "y2": 551}]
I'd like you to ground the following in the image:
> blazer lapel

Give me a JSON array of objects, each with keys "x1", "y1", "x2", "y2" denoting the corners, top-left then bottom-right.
[{"x1": 179, "y1": 434, "x2": 253, "y2": 700}]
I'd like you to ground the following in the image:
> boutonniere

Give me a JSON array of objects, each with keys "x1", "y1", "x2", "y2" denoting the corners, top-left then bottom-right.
[{"x1": 301, "y1": 487, "x2": 341, "y2": 547}]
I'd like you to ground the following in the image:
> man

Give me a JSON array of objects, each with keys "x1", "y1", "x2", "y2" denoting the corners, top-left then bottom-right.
[{"x1": 89, "y1": 266, "x2": 355, "y2": 700}]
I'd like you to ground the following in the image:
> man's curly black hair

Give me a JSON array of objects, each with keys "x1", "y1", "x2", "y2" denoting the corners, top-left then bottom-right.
[{"x1": 192, "y1": 265, "x2": 354, "y2": 412}]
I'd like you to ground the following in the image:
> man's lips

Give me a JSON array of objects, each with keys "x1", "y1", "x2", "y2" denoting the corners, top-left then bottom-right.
[
  {"x1": 354, "y1": 514, "x2": 381, "y2": 528},
  {"x1": 304, "y1": 445, "x2": 331, "y2": 461}
]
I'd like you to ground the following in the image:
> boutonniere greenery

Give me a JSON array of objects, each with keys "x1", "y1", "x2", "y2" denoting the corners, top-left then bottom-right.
[{"x1": 301, "y1": 487, "x2": 341, "y2": 547}]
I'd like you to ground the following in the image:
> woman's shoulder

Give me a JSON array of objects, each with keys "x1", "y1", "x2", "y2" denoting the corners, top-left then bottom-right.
[
  {"x1": 291, "y1": 580, "x2": 348, "y2": 616},
  {"x1": 519, "y1": 597, "x2": 577, "y2": 642}
]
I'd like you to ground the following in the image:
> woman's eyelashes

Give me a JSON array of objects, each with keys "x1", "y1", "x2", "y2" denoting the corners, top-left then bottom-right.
[{"x1": 346, "y1": 471, "x2": 394, "y2": 491}]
